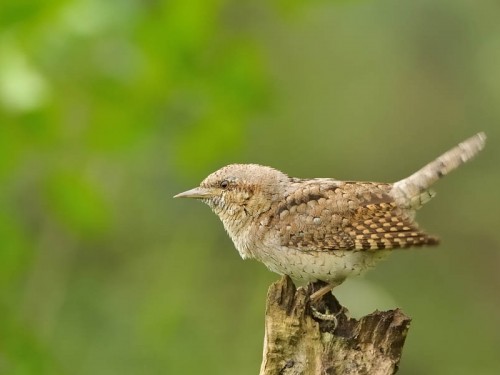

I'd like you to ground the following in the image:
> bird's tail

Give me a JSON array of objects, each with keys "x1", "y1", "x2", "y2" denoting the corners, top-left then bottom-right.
[{"x1": 391, "y1": 132, "x2": 486, "y2": 209}]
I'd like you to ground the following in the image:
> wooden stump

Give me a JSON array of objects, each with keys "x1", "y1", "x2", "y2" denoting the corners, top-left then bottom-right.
[{"x1": 260, "y1": 276, "x2": 411, "y2": 375}]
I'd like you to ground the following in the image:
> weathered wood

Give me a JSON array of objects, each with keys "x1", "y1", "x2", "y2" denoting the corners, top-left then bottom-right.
[{"x1": 260, "y1": 276, "x2": 411, "y2": 375}]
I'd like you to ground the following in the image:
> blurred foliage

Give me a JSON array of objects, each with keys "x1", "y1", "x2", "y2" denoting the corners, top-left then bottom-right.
[{"x1": 0, "y1": 0, "x2": 499, "y2": 374}]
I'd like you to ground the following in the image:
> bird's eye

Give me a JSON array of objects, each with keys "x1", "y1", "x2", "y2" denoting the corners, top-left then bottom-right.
[{"x1": 220, "y1": 180, "x2": 229, "y2": 189}]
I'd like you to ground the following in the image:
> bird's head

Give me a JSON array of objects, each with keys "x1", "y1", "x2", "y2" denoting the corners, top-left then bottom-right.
[{"x1": 174, "y1": 164, "x2": 289, "y2": 219}]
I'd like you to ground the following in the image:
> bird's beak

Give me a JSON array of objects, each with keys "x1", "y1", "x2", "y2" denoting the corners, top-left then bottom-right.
[{"x1": 174, "y1": 187, "x2": 213, "y2": 199}]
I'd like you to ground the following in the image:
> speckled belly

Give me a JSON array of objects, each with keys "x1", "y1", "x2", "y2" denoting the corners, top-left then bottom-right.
[{"x1": 256, "y1": 246, "x2": 391, "y2": 284}]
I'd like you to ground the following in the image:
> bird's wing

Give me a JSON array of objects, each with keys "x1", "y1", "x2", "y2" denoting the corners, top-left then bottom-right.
[{"x1": 275, "y1": 181, "x2": 439, "y2": 251}]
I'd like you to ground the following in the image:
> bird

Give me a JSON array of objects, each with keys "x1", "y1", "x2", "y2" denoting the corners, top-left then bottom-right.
[{"x1": 174, "y1": 133, "x2": 486, "y2": 301}]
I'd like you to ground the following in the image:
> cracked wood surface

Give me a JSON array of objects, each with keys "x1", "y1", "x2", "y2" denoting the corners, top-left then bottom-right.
[{"x1": 260, "y1": 276, "x2": 411, "y2": 375}]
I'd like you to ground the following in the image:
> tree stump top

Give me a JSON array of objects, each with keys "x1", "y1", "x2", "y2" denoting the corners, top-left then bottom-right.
[{"x1": 260, "y1": 276, "x2": 411, "y2": 375}]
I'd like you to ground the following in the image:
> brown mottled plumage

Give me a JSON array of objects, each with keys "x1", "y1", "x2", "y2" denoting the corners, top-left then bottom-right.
[{"x1": 175, "y1": 133, "x2": 486, "y2": 290}]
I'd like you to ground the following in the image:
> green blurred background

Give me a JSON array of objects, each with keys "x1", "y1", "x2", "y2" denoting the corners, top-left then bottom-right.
[{"x1": 1, "y1": 0, "x2": 499, "y2": 374}]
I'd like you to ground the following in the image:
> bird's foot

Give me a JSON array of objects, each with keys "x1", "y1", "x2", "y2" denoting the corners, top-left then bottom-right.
[
  {"x1": 308, "y1": 280, "x2": 346, "y2": 329},
  {"x1": 310, "y1": 305, "x2": 337, "y2": 324}
]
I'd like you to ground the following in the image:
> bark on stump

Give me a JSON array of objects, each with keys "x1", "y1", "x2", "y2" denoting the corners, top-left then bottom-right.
[{"x1": 260, "y1": 276, "x2": 411, "y2": 375}]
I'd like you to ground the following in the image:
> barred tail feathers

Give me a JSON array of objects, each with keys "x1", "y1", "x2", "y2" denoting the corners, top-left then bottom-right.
[{"x1": 391, "y1": 132, "x2": 486, "y2": 209}]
